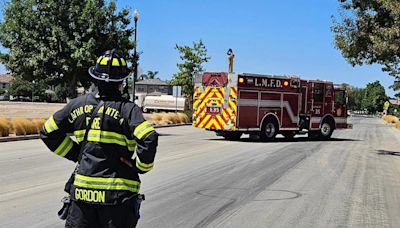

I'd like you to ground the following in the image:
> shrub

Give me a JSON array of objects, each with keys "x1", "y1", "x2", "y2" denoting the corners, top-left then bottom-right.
[
  {"x1": 162, "y1": 113, "x2": 180, "y2": 124},
  {"x1": 32, "y1": 119, "x2": 46, "y2": 132},
  {"x1": 0, "y1": 118, "x2": 10, "y2": 137},
  {"x1": 177, "y1": 112, "x2": 190, "y2": 123},
  {"x1": 12, "y1": 118, "x2": 37, "y2": 136},
  {"x1": 383, "y1": 115, "x2": 399, "y2": 124},
  {"x1": 151, "y1": 113, "x2": 163, "y2": 124}
]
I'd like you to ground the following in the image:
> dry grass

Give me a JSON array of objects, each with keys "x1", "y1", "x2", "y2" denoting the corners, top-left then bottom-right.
[
  {"x1": 0, "y1": 118, "x2": 10, "y2": 137},
  {"x1": 0, "y1": 118, "x2": 45, "y2": 136},
  {"x1": 177, "y1": 112, "x2": 190, "y2": 123},
  {"x1": 32, "y1": 119, "x2": 46, "y2": 132},
  {"x1": 396, "y1": 121, "x2": 400, "y2": 129},
  {"x1": 150, "y1": 112, "x2": 190, "y2": 125},
  {"x1": 383, "y1": 115, "x2": 399, "y2": 124},
  {"x1": 13, "y1": 118, "x2": 38, "y2": 135}
]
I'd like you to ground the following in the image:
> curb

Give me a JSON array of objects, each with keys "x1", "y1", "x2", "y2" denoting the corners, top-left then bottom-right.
[
  {"x1": 0, "y1": 135, "x2": 40, "y2": 143},
  {"x1": 0, "y1": 123, "x2": 193, "y2": 143}
]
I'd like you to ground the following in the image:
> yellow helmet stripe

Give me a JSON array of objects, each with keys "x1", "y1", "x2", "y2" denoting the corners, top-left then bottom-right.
[
  {"x1": 100, "y1": 57, "x2": 108, "y2": 65},
  {"x1": 120, "y1": 58, "x2": 127, "y2": 66},
  {"x1": 112, "y1": 58, "x2": 120, "y2": 66}
]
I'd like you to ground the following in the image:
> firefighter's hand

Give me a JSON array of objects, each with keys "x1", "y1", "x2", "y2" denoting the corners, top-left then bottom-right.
[{"x1": 120, "y1": 157, "x2": 133, "y2": 168}]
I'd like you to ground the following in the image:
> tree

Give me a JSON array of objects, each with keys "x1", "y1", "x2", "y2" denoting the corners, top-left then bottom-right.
[
  {"x1": 8, "y1": 77, "x2": 46, "y2": 98},
  {"x1": 170, "y1": 40, "x2": 210, "y2": 103},
  {"x1": 332, "y1": 1, "x2": 400, "y2": 90},
  {"x1": 0, "y1": 0, "x2": 134, "y2": 98},
  {"x1": 362, "y1": 81, "x2": 387, "y2": 113},
  {"x1": 146, "y1": 71, "x2": 159, "y2": 79}
]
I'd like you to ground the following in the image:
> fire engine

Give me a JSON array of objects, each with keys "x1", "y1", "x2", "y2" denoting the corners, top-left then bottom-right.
[{"x1": 193, "y1": 72, "x2": 352, "y2": 140}]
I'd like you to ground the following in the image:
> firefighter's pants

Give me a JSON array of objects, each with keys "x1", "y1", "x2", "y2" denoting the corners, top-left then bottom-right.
[{"x1": 65, "y1": 197, "x2": 140, "y2": 228}]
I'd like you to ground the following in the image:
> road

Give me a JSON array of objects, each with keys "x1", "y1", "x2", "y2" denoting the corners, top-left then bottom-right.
[{"x1": 1, "y1": 117, "x2": 400, "y2": 228}]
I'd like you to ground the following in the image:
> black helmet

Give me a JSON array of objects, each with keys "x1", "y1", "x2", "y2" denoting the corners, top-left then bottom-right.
[{"x1": 88, "y1": 50, "x2": 130, "y2": 82}]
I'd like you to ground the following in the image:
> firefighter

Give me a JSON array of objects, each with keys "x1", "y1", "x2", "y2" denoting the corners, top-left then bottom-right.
[
  {"x1": 227, "y1": 48, "x2": 234, "y2": 73},
  {"x1": 40, "y1": 50, "x2": 158, "y2": 228}
]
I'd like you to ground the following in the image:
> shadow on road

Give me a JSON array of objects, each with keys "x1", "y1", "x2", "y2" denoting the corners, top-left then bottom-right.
[
  {"x1": 377, "y1": 150, "x2": 400, "y2": 156},
  {"x1": 158, "y1": 133, "x2": 177, "y2": 137},
  {"x1": 206, "y1": 137, "x2": 361, "y2": 143}
]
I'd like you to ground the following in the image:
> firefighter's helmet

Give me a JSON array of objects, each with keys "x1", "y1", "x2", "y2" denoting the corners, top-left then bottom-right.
[{"x1": 88, "y1": 50, "x2": 130, "y2": 82}]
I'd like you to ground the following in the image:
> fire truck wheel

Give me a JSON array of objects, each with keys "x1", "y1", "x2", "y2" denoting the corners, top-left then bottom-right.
[
  {"x1": 320, "y1": 120, "x2": 334, "y2": 139},
  {"x1": 260, "y1": 118, "x2": 278, "y2": 141},
  {"x1": 222, "y1": 132, "x2": 242, "y2": 141}
]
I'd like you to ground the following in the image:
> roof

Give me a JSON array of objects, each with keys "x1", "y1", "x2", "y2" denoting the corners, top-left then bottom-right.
[
  {"x1": 136, "y1": 79, "x2": 169, "y2": 86},
  {"x1": 0, "y1": 74, "x2": 14, "y2": 83}
]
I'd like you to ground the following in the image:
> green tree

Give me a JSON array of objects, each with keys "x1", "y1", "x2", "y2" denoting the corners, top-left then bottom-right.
[
  {"x1": 170, "y1": 40, "x2": 210, "y2": 103},
  {"x1": 0, "y1": 0, "x2": 134, "y2": 98},
  {"x1": 0, "y1": 88, "x2": 6, "y2": 95},
  {"x1": 8, "y1": 77, "x2": 46, "y2": 98},
  {"x1": 362, "y1": 81, "x2": 387, "y2": 113},
  {"x1": 340, "y1": 83, "x2": 365, "y2": 111},
  {"x1": 332, "y1": 1, "x2": 400, "y2": 76}
]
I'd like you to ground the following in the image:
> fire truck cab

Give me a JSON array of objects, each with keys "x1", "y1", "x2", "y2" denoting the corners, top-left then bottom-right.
[{"x1": 193, "y1": 72, "x2": 352, "y2": 140}]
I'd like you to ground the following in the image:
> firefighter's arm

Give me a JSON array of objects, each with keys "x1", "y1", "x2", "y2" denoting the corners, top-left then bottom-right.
[
  {"x1": 40, "y1": 105, "x2": 80, "y2": 162},
  {"x1": 129, "y1": 106, "x2": 158, "y2": 174}
]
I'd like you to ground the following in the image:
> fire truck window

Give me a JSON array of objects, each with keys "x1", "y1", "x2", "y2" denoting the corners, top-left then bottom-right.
[
  {"x1": 335, "y1": 91, "x2": 345, "y2": 104},
  {"x1": 313, "y1": 84, "x2": 324, "y2": 102}
]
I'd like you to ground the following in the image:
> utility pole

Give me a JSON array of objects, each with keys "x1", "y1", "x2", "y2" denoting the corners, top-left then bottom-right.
[{"x1": 132, "y1": 9, "x2": 139, "y2": 102}]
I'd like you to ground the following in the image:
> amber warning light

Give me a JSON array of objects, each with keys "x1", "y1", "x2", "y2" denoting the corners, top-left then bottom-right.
[{"x1": 283, "y1": 81, "x2": 289, "y2": 87}]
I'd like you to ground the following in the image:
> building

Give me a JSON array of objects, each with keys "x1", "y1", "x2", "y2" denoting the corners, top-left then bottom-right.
[
  {"x1": 135, "y1": 79, "x2": 172, "y2": 95},
  {"x1": 0, "y1": 74, "x2": 13, "y2": 90}
]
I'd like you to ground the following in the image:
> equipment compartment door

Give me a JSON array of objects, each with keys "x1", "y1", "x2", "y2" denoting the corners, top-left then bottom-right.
[
  {"x1": 281, "y1": 93, "x2": 300, "y2": 129},
  {"x1": 238, "y1": 91, "x2": 258, "y2": 128}
]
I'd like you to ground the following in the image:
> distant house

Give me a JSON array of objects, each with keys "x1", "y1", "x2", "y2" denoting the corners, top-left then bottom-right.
[
  {"x1": 135, "y1": 79, "x2": 172, "y2": 95},
  {"x1": 0, "y1": 74, "x2": 13, "y2": 90}
]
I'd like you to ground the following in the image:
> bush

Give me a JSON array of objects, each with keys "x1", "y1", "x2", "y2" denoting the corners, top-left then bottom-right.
[
  {"x1": 383, "y1": 115, "x2": 399, "y2": 124},
  {"x1": 150, "y1": 112, "x2": 191, "y2": 125},
  {"x1": 12, "y1": 118, "x2": 38, "y2": 136},
  {"x1": 177, "y1": 112, "x2": 190, "y2": 123},
  {"x1": 32, "y1": 119, "x2": 46, "y2": 132},
  {"x1": 0, "y1": 118, "x2": 10, "y2": 137}
]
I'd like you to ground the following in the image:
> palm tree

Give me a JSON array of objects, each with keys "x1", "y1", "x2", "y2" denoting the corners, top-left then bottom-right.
[{"x1": 147, "y1": 71, "x2": 159, "y2": 79}]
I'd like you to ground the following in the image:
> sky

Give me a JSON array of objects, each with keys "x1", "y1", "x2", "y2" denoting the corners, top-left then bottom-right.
[{"x1": 0, "y1": 0, "x2": 396, "y2": 96}]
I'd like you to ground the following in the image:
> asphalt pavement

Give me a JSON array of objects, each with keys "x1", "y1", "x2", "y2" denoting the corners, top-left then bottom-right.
[{"x1": 1, "y1": 117, "x2": 400, "y2": 228}]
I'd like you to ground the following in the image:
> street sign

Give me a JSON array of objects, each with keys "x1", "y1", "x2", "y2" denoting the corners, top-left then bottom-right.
[{"x1": 173, "y1": 86, "x2": 182, "y2": 97}]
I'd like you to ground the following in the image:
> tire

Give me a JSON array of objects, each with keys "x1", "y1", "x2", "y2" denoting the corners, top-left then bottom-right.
[
  {"x1": 319, "y1": 120, "x2": 334, "y2": 139},
  {"x1": 308, "y1": 120, "x2": 334, "y2": 140},
  {"x1": 260, "y1": 118, "x2": 278, "y2": 141},
  {"x1": 282, "y1": 131, "x2": 296, "y2": 139},
  {"x1": 221, "y1": 132, "x2": 242, "y2": 141}
]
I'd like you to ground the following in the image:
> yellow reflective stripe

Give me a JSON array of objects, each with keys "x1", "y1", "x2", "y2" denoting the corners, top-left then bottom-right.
[
  {"x1": 74, "y1": 174, "x2": 140, "y2": 193},
  {"x1": 73, "y1": 130, "x2": 86, "y2": 142},
  {"x1": 120, "y1": 58, "x2": 127, "y2": 66},
  {"x1": 44, "y1": 116, "x2": 59, "y2": 133},
  {"x1": 100, "y1": 57, "x2": 108, "y2": 65},
  {"x1": 137, "y1": 126, "x2": 155, "y2": 139},
  {"x1": 112, "y1": 58, "x2": 120, "y2": 66},
  {"x1": 134, "y1": 121, "x2": 155, "y2": 139},
  {"x1": 136, "y1": 156, "x2": 154, "y2": 172},
  {"x1": 54, "y1": 136, "x2": 73, "y2": 157},
  {"x1": 97, "y1": 57, "x2": 103, "y2": 63},
  {"x1": 87, "y1": 130, "x2": 136, "y2": 151}
]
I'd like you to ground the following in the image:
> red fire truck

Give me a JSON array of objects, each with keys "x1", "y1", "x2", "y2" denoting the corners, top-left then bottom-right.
[{"x1": 193, "y1": 72, "x2": 352, "y2": 140}]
